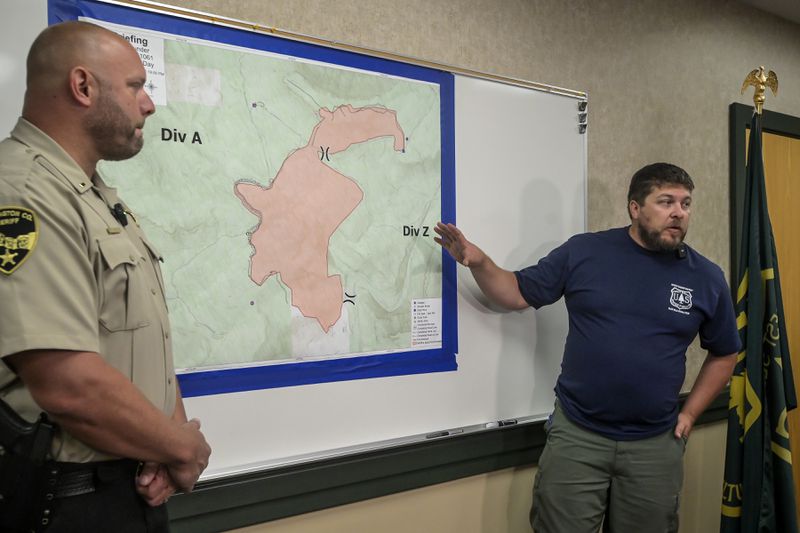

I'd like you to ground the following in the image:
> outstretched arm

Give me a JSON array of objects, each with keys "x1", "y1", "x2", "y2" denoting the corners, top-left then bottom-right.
[
  {"x1": 675, "y1": 352, "x2": 737, "y2": 439},
  {"x1": 434, "y1": 222, "x2": 528, "y2": 310}
]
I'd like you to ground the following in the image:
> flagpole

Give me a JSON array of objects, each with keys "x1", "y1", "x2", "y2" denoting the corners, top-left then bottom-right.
[{"x1": 721, "y1": 68, "x2": 798, "y2": 533}]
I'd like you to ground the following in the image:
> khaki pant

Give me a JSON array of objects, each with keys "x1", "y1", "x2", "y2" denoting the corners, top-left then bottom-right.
[{"x1": 530, "y1": 402, "x2": 686, "y2": 533}]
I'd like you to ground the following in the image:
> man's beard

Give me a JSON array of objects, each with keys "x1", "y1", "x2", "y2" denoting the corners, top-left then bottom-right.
[
  {"x1": 636, "y1": 224, "x2": 686, "y2": 252},
  {"x1": 86, "y1": 91, "x2": 143, "y2": 161}
]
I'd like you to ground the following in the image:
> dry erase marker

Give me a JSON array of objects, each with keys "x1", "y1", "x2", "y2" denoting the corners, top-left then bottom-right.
[
  {"x1": 485, "y1": 419, "x2": 518, "y2": 429},
  {"x1": 425, "y1": 429, "x2": 464, "y2": 439}
]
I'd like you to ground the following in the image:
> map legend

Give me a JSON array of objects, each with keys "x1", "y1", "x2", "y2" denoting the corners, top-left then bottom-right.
[{"x1": 411, "y1": 298, "x2": 442, "y2": 346}]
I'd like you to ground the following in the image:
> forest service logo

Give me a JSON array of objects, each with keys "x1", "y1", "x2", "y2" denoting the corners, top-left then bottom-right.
[{"x1": 668, "y1": 283, "x2": 693, "y2": 315}]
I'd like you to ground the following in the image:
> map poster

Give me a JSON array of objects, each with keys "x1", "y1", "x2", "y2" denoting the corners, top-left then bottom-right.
[{"x1": 49, "y1": 0, "x2": 456, "y2": 396}]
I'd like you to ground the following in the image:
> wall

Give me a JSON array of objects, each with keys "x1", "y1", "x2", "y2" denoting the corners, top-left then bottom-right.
[
  {"x1": 0, "y1": 1, "x2": 46, "y2": 134},
  {"x1": 145, "y1": 0, "x2": 799, "y2": 531}
]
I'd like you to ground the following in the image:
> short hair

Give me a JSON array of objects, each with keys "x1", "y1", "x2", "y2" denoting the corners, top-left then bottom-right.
[
  {"x1": 26, "y1": 21, "x2": 119, "y2": 87},
  {"x1": 627, "y1": 163, "x2": 694, "y2": 208}
]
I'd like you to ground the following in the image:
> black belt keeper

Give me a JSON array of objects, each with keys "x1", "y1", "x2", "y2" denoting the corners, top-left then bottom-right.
[{"x1": 34, "y1": 464, "x2": 60, "y2": 530}]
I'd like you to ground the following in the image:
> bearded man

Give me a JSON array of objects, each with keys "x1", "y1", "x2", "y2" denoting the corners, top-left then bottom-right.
[
  {"x1": 434, "y1": 162, "x2": 739, "y2": 533},
  {"x1": 0, "y1": 21, "x2": 210, "y2": 532}
]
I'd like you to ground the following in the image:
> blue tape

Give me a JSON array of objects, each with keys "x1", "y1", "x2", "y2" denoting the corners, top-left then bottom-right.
[
  {"x1": 439, "y1": 75, "x2": 458, "y2": 356},
  {"x1": 49, "y1": 0, "x2": 458, "y2": 397},
  {"x1": 178, "y1": 348, "x2": 457, "y2": 396}
]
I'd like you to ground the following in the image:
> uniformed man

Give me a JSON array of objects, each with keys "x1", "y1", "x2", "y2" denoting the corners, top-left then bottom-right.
[{"x1": 0, "y1": 21, "x2": 211, "y2": 532}]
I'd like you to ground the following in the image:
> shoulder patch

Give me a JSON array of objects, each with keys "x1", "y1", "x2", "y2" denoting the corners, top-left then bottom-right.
[{"x1": 0, "y1": 206, "x2": 38, "y2": 275}]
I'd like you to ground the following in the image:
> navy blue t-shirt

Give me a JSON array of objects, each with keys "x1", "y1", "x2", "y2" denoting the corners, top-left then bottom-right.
[{"x1": 514, "y1": 227, "x2": 741, "y2": 440}]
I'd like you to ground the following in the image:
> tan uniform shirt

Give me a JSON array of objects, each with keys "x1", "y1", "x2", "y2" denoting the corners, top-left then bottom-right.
[{"x1": 0, "y1": 118, "x2": 176, "y2": 463}]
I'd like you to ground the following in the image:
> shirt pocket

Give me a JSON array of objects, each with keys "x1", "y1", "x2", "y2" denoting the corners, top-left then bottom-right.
[
  {"x1": 97, "y1": 236, "x2": 151, "y2": 332},
  {"x1": 140, "y1": 237, "x2": 166, "y2": 299}
]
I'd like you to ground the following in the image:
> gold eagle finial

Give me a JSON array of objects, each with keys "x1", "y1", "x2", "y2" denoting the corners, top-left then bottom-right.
[{"x1": 741, "y1": 66, "x2": 778, "y2": 115}]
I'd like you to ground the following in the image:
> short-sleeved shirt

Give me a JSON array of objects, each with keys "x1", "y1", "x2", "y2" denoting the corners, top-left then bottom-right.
[
  {"x1": 514, "y1": 227, "x2": 741, "y2": 440},
  {"x1": 0, "y1": 118, "x2": 176, "y2": 462}
]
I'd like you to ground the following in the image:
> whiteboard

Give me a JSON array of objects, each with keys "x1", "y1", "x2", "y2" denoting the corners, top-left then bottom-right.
[
  {"x1": 1, "y1": 0, "x2": 586, "y2": 480},
  {"x1": 187, "y1": 74, "x2": 585, "y2": 478}
]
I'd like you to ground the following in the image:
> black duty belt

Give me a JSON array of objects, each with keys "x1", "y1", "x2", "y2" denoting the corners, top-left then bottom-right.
[{"x1": 51, "y1": 459, "x2": 140, "y2": 499}]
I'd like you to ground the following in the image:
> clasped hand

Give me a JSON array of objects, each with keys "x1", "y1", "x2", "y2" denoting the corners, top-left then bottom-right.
[{"x1": 136, "y1": 418, "x2": 211, "y2": 507}]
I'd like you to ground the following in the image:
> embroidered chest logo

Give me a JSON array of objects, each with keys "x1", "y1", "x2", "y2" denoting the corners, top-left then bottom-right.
[
  {"x1": 0, "y1": 206, "x2": 38, "y2": 275},
  {"x1": 668, "y1": 284, "x2": 693, "y2": 314}
]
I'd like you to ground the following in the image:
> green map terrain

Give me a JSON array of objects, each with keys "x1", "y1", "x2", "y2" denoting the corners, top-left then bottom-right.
[{"x1": 101, "y1": 34, "x2": 442, "y2": 370}]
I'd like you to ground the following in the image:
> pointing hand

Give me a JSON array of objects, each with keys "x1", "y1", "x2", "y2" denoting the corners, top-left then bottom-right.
[{"x1": 433, "y1": 222, "x2": 486, "y2": 268}]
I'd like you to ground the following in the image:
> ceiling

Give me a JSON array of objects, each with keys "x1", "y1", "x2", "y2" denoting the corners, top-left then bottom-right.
[{"x1": 739, "y1": 0, "x2": 800, "y2": 25}]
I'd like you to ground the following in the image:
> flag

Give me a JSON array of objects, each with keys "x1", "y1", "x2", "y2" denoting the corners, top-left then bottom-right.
[{"x1": 721, "y1": 111, "x2": 798, "y2": 532}]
